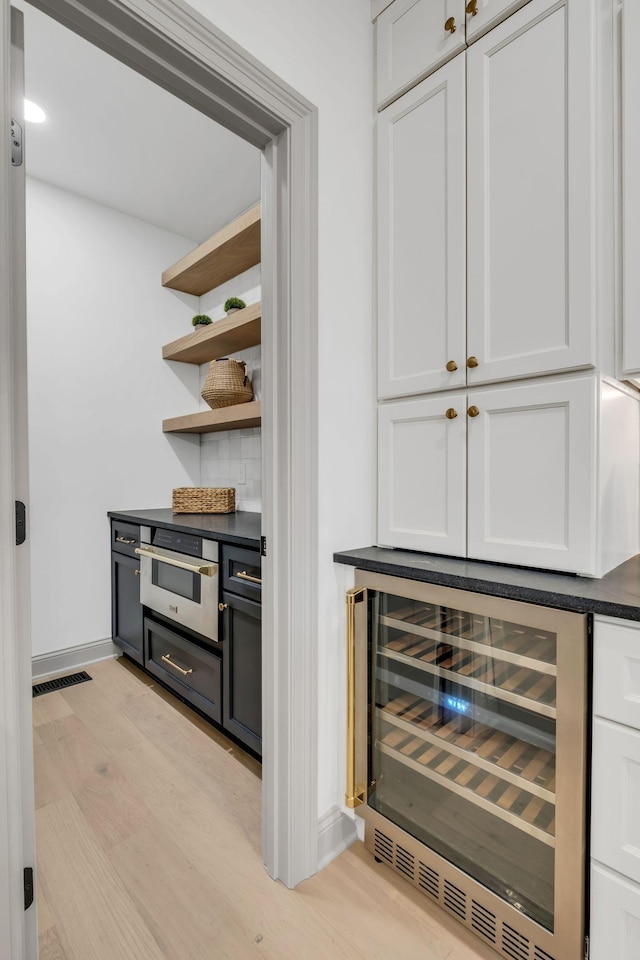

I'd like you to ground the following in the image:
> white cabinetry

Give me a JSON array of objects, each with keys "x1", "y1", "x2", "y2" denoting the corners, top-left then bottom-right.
[
  {"x1": 591, "y1": 618, "x2": 640, "y2": 958},
  {"x1": 379, "y1": 376, "x2": 637, "y2": 576},
  {"x1": 621, "y1": 0, "x2": 640, "y2": 380},
  {"x1": 376, "y1": 0, "x2": 465, "y2": 108},
  {"x1": 377, "y1": 56, "x2": 465, "y2": 399},
  {"x1": 464, "y1": 0, "x2": 532, "y2": 42}
]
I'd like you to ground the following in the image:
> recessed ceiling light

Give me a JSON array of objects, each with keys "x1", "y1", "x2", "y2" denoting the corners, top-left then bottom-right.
[{"x1": 24, "y1": 99, "x2": 46, "y2": 123}]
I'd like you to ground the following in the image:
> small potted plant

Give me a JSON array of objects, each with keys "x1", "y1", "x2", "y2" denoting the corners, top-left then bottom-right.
[
  {"x1": 224, "y1": 297, "x2": 246, "y2": 316},
  {"x1": 192, "y1": 314, "x2": 212, "y2": 327}
]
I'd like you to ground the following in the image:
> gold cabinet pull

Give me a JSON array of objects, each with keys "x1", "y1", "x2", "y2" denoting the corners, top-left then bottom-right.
[
  {"x1": 161, "y1": 654, "x2": 193, "y2": 676},
  {"x1": 134, "y1": 546, "x2": 217, "y2": 577},
  {"x1": 468, "y1": 405, "x2": 480, "y2": 418},
  {"x1": 446, "y1": 360, "x2": 458, "y2": 372},
  {"x1": 466, "y1": 0, "x2": 478, "y2": 15},
  {"x1": 445, "y1": 408, "x2": 458, "y2": 420},
  {"x1": 218, "y1": 602, "x2": 228, "y2": 612},
  {"x1": 346, "y1": 588, "x2": 367, "y2": 809},
  {"x1": 467, "y1": 356, "x2": 479, "y2": 368},
  {"x1": 116, "y1": 536, "x2": 136, "y2": 544},
  {"x1": 134, "y1": 569, "x2": 140, "y2": 577},
  {"x1": 236, "y1": 570, "x2": 262, "y2": 585},
  {"x1": 444, "y1": 16, "x2": 457, "y2": 33}
]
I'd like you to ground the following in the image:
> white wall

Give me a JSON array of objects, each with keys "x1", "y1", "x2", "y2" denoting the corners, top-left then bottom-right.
[
  {"x1": 185, "y1": 0, "x2": 375, "y2": 824},
  {"x1": 26, "y1": 177, "x2": 201, "y2": 657}
]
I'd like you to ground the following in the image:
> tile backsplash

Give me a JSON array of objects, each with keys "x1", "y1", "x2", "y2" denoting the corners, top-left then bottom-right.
[{"x1": 198, "y1": 263, "x2": 261, "y2": 513}]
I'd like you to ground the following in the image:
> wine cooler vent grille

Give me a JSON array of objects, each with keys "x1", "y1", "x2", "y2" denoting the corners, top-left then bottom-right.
[
  {"x1": 373, "y1": 829, "x2": 393, "y2": 865},
  {"x1": 471, "y1": 900, "x2": 497, "y2": 944},
  {"x1": 502, "y1": 923, "x2": 530, "y2": 960},
  {"x1": 443, "y1": 880, "x2": 467, "y2": 920},
  {"x1": 534, "y1": 949, "x2": 555, "y2": 960},
  {"x1": 395, "y1": 844, "x2": 415, "y2": 881},
  {"x1": 418, "y1": 862, "x2": 439, "y2": 900}
]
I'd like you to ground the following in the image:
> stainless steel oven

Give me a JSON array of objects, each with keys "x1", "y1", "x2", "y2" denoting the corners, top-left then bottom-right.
[{"x1": 135, "y1": 525, "x2": 219, "y2": 643}]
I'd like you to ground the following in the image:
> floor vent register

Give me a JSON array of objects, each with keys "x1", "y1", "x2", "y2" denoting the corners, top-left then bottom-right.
[{"x1": 32, "y1": 671, "x2": 92, "y2": 698}]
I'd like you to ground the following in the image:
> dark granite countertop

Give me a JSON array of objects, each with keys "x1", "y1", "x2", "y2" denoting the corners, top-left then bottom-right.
[
  {"x1": 109, "y1": 508, "x2": 261, "y2": 548},
  {"x1": 334, "y1": 546, "x2": 640, "y2": 622}
]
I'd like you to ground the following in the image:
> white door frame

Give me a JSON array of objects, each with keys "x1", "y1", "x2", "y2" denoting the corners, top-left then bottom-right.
[{"x1": 0, "y1": 0, "x2": 319, "y2": 950}]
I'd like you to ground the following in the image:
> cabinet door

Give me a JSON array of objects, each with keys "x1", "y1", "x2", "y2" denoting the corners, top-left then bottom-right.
[
  {"x1": 222, "y1": 592, "x2": 262, "y2": 756},
  {"x1": 111, "y1": 552, "x2": 143, "y2": 665},
  {"x1": 622, "y1": 0, "x2": 640, "y2": 376},
  {"x1": 376, "y1": 0, "x2": 465, "y2": 109},
  {"x1": 467, "y1": 0, "x2": 595, "y2": 385},
  {"x1": 590, "y1": 864, "x2": 640, "y2": 960},
  {"x1": 466, "y1": 377, "x2": 596, "y2": 574},
  {"x1": 378, "y1": 55, "x2": 466, "y2": 399},
  {"x1": 592, "y1": 719, "x2": 640, "y2": 886},
  {"x1": 464, "y1": 0, "x2": 532, "y2": 42},
  {"x1": 378, "y1": 395, "x2": 466, "y2": 555}
]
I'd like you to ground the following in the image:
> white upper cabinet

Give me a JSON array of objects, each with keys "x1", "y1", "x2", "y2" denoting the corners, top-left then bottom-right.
[
  {"x1": 376, "y1": 0, "x2": 465, "y2": 108},
  {"x1": 466, "y1": 0, "x2": 596, "y2": 386},
  {"x1": 378, "y1": 394, "x2": 466, "y2": 556},
  {"x1": 378, "y1": 56, "x2": 466, "y2": 400},
  {"x1": 466, "y1": 377, "x2": 597, "y2": 574},
  {"x1": 621, "y1": 0, "x2": 640, "y2": 378},
  {"x1": 464, "y1": 0, "x2": 532, "y2": 42}
]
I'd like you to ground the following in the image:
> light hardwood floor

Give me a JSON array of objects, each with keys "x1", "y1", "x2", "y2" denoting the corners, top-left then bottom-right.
[{"x1": 33, "y1": 657, "x2": 493, "y2": 960}]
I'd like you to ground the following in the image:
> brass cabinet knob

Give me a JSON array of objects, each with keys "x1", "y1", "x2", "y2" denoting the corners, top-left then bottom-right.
[
  {"x1": 446, "y1": 360, "x2": 458, "y2": 372},
  {"x1": 467, "y1": 356, "x2": 479, "y2": 368},
  {"x1": 445, "y1": 408, "x2": 458, "y2": 420},
  {"x1": 134, "y1": 569, "x2": 140, "y2": 577},
  {"x1": 466, "y1": 0, "x2": 478, "y2": 15},
  {"x1": 218, "y1": 602, "x2": 228, "y2": 612},
  {"x1": 444, "y1": 16, "x2": 457, "y2": 33},
  {"x1": 468, "y1": 406, "x2": 480, "y2": 418}
]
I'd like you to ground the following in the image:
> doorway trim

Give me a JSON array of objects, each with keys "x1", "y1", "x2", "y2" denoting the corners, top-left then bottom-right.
[{"x1": 0, "y1": 0, "x2": 319, "y2": 948}]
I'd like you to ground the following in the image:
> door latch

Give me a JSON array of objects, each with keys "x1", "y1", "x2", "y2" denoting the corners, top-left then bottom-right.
[
  {"x1": 15, "y1": 501, "x2": 26, "y2": 545},
  {"x1": 11, "y1": 119, "x2": 23, "y2": 167}
]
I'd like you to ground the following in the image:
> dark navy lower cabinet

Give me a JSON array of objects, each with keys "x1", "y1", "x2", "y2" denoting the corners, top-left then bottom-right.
[
  {"x1": 111, "y1": 551, "x2": 143, "y2": 665},
  {"x1": 221, "y1": 591, "x2": 262, "y2": 756}
]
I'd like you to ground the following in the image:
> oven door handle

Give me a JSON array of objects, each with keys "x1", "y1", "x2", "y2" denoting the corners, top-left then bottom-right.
[{"x1": 134, "y1": 546, "x2": 217, "y2": 577}]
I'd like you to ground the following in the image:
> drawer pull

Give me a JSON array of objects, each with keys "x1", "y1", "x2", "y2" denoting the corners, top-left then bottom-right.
[
  {"x1": 444, "y1": 16, "x2": 457, "y2": 33},
  {"x1": 161, "y1": 654, "x2": 193, "y2": 676},
  {"x1": 116, "y1": 536, "x2": 137, "y2": 544},
  {"x1": 236, "y1": 570, "x2": 262, "y2": 585},
  {"x1": 219, "y1": 603, "x2": 228, "y2": 612},
  {"x1": 445, "y1": 408, "x2": 458, "y2": 420},
  {"x1": 466, "y1": 0, "x2": 478, "y2": 15},
  {"x1": 134, "y1": 569, "x2": 140, "y2": 577},
  {"x1": 135, "y1": 546, "x2": 216, "y2": 577}
]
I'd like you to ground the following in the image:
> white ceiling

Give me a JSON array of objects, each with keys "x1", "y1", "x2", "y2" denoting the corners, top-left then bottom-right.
[{"x1": 15, "y1": 0, "x2": 261, "y2": 243}]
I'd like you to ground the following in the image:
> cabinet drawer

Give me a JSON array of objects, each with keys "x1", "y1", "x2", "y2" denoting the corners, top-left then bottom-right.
[
  {"x1": 592, "y1": 718, "x2": 640, "y2": 885},
  {"x1": 594, "y1": 618, "x2": 640, "y2": 729},
  {"x1": 590, "y1": 863, "x2": 640, "y2": 960},
  {"x1": 221, "y1": 545, "x2": 262, "y2": 601},
  {"x1": 111, "y1": 521, "x2": 141, "y2": 558},
  {"x1": 144, "y1": 618, "x2": 221, "y2": 724}
]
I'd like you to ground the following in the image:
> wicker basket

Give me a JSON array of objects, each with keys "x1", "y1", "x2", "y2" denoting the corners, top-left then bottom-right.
[
  {"x1": 172, "y1": 487, "x2": 236, "y2": 514},
  {"x1": 201, "y1": 358, "x2": 253, "y2": 410}
]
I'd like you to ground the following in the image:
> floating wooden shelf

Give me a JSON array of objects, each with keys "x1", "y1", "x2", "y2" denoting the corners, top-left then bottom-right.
[
  {"x1": 162, "y1": 401, "x2": 261, "y2": 435},
  {"x1": 162, "y1": 303, "x2": 261, "y2": 365},
  {"x1": 162, "y1": 203, "x2": 261, "y2": 296}
]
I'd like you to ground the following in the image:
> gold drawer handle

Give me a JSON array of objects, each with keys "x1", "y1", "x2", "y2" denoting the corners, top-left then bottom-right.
[
  {"x1": 444, "y1": 16, "x2": 457, "y2": 33},
  {"x1": 135, "y1": 546, "x2": 216, "y2": 577},
  {"x1": 446, "y1": 360, "x2": 458, "y2": 372},
  {"x1": 467, "y1": 356, "x2": 479, "y2": 368},
  {"x1": 161, "y1": 654, "x2": 193, "y2": 676},
  {"x1": 466, "y1": 0, "x2": 478, "y2": 15},
  {"x1": 134, "y1": 569, "x2": 140, "y2": 577},
  {"x1": 236, "y1": 570, "x2": 262, "y2": 585},
  {"x1": 116, "y1": 536, "x2": 136, "y2": 544},
  {"x1": 468, "y1": 405, "x2": 480, "y2": 418},
  {"x1": 219, "y1": 602, "x2": 228, "y2": 612},
  {"x1": 445, "y1": 408, "x2": 458, "y2": 420}
]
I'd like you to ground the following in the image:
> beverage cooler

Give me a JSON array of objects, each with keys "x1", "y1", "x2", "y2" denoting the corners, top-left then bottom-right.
[{"x1": 346, "y1": 572, "x2": 588, "y2": 960}]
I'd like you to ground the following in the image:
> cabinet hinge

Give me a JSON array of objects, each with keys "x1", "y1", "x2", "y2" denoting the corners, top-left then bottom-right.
[
  {"x1": 11, "y1": 118, "x2": 23, "y2": 166},
  {"x1": 15, "y1": 501, "x2": 26, "y2": 545},
  {"x1": 23, "y1": 867, "x2": 33, "y2": 910},
  {"x1": 260, "y1": 536, "x2": 266, "y2": 558},
  {"x1": 584, "y1": 934, "x2": 590, "y2": 960}
]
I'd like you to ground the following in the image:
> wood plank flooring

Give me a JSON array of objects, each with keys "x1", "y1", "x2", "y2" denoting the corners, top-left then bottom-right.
[{"x1": 33, "y1": 657, "x2": 493, "y2": 960}]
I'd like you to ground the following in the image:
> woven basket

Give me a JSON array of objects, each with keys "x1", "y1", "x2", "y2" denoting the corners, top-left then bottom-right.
[
  {"x1": 172, "y1": 487, "x2": 236, "y2": 514},
  {"x1": 201, "y1": 358, "x2": 253, "y2": 410}
]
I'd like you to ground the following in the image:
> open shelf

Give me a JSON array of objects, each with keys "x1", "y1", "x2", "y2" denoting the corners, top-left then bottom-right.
[
  {"x1": 162, "y1": 302, "x2": 261, "y2": 365},
  {"x1": 162, "y1": 400, "x2": 261, "y2": 435},
  {"x1": 162, "y1": 203, "x2": 261, "y2": 296}
]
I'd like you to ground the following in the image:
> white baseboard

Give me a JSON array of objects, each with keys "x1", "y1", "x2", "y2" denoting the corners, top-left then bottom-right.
[
  {"x1": 317, "y1": 805, "x2": 358, "y2": 871},
  {"x1": 32, "y1": 637, "x2": 117, "y2": 681}
]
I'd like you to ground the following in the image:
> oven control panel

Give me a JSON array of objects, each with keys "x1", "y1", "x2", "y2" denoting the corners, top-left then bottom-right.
[{"x1": 151, "y1": 528, "x2": 203, "y2": 558}]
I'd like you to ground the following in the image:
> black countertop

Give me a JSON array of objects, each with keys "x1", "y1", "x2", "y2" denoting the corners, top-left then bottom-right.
[
  {"x1": 334, "y1": 546, "x2": 640, "y2": 622},
  {"x1": 109, "y1": 508, "x2": 261, "y2": 548}
]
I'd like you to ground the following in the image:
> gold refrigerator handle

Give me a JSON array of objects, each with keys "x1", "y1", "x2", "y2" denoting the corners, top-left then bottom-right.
[{"x1": 346, "y1": 586, "x2": 367, "y2": 809}]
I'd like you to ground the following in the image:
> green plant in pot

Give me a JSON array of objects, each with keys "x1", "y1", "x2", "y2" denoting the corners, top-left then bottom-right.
[
  {"x1": 224, "y1": 297, "x2": 246, "y2": 316},
  {"x1": 192, "y1": 314, "x2": 212, "y2": 327}
]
